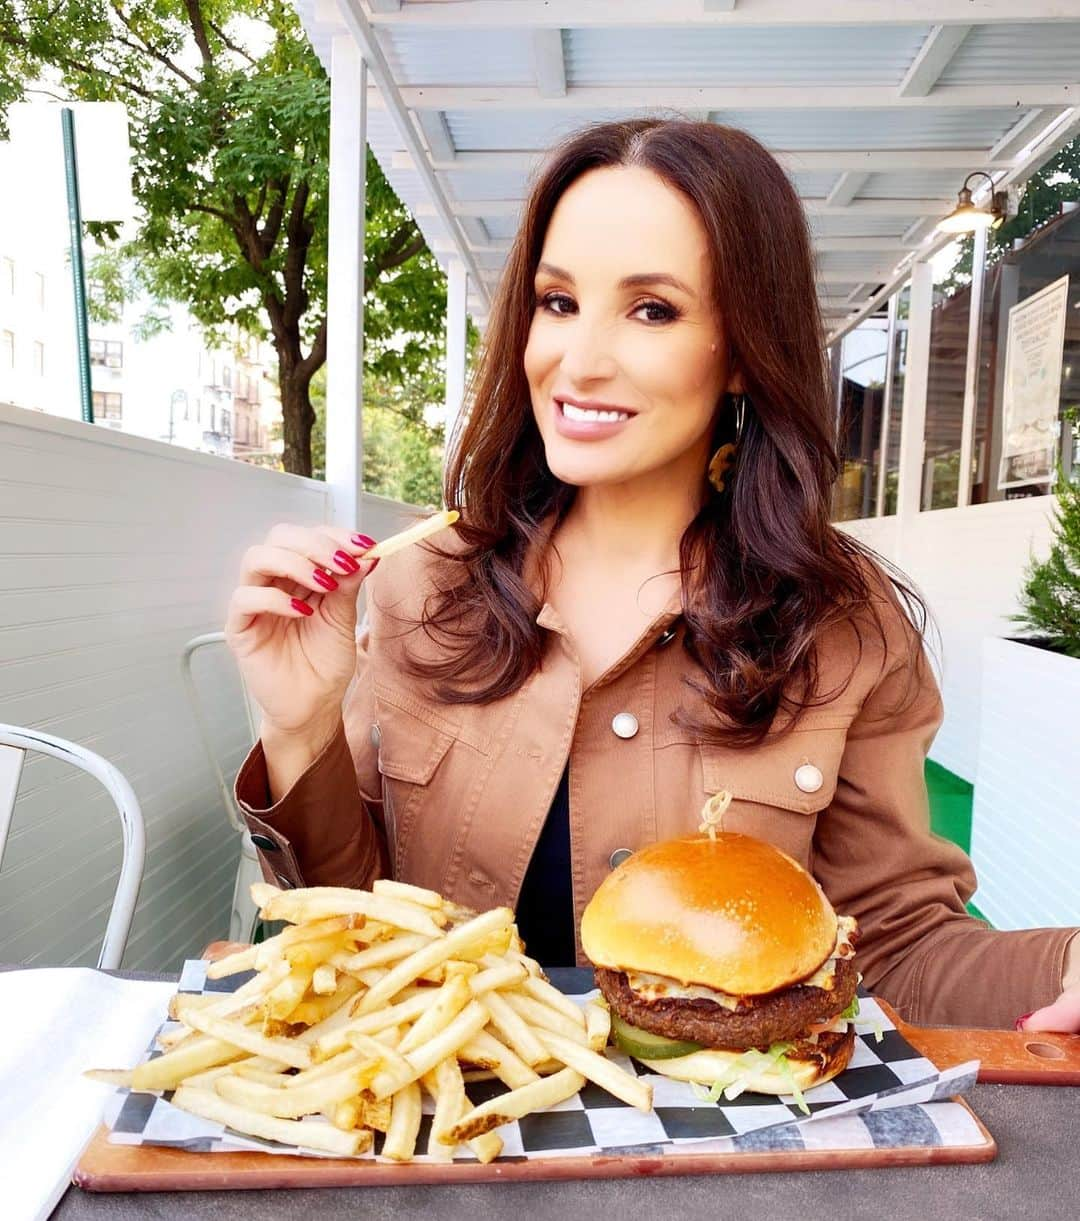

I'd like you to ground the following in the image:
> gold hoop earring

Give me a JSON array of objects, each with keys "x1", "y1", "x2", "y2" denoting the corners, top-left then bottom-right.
[{"x1": 707, "y1": 394, "x2": 747, "y2": 493}]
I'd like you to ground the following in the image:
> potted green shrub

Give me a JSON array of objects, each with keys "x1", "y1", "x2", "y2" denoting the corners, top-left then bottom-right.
[{"x1": 969, "y1": 458, "x2": 1080, "y2": 931}]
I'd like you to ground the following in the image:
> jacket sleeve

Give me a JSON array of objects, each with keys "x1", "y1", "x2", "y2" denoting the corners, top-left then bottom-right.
[
  {"x1": 812, "y1": 611, "x2": 1077, "y2": 1030},
  {"x1": 234, "y1": 624, "x2": 390, "y2": 890}
]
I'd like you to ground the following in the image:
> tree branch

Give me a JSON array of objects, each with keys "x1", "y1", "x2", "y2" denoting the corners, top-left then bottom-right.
[
  {"x1": 110, "y1": 3, "x2": 197, "y2": 86},
  {"x1": 372, "y1": 228, "x2": 427, "y2": 277},
  {"x1": 182, "y1": 0, "x2": 214, "y2": 67},
  {"x1": 258, "y1": 177, "x2": 290, "y2": 258},
  {"x1": 297, "y1": 317, "x2": 328, "y2": 385},
  {"x1": 207, "y1": 19, "x2": 258, "y2": 68}
]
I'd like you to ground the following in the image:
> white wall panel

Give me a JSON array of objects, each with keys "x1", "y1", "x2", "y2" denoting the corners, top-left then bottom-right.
[{"x1": 0, "y1": 405, "x2": 416, "y2": 971}]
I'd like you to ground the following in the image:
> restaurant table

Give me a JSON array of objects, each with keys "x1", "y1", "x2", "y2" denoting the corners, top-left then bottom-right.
[{"x1": 40, "y1": 965, "x2": 1080, "y2": 1221}]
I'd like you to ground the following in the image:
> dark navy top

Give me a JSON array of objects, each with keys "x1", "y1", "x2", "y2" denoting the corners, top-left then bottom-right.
[{"x1": 514, "y1": 763, "x2": 575, "y2": 967}]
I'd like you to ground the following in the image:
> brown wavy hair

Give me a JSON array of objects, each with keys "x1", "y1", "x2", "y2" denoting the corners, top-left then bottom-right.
[{"x1": 405, "y1": 117, "x2": 929, "y2": 744}]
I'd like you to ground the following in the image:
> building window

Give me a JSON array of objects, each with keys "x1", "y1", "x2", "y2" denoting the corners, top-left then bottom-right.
[
  {"x1": 33, "y1": 340, "x2": 44, "y2": 377},
  {"x1": 92, "y1": 391, "x2": 122, "y2": 421},
  {"x1": 34, "y1": 272, "x2": 45, "y2": 309},
  {"x1": 222, "y1": 365, "x2": 232, "y2": 390},
  {"x1": 1, "y1": 257, "x2": 13, "y2": 296},
  {"x1": 89, "y1": 338, "x2": 123, "y2": 369},
  {"x1": 1, "y1": 330, "x2": 13, "y2": 369},
  {"x1": 832, "y1": 318, "x2": 889, "y2": 522}
]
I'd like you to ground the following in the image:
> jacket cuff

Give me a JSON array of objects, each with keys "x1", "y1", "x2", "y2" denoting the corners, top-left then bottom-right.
[{"x1": 234, "y1": 723, "x2": 379, "y2": 891}]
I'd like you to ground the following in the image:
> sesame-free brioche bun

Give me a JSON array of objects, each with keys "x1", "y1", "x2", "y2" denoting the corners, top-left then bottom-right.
[{"x1": 580, "y1": 833, "x2": 839, "y2": 996}]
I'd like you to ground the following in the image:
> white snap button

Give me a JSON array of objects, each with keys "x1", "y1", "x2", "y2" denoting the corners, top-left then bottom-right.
[
  {"x1": 609, "y1": 848, "x2": 633, "y2": 870},
  {"x1": 370, "y1": 723, "x2": 381, "y2": 748},
  {"x1": 611, "y1": 712, "x2": 639, "y2": 739},
  {"x1": 794, "y1": 763, "x2": 824, "y2": 794}
]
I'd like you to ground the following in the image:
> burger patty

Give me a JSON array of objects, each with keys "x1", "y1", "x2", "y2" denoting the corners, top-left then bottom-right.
[{"x1": 595, "y1": 957, "x2": 859, "y2": 1051}]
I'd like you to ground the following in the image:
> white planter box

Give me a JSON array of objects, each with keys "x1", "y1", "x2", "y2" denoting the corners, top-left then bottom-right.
[{"x1": 969, "y1": 636, "x2": 1080, "y2": 930}]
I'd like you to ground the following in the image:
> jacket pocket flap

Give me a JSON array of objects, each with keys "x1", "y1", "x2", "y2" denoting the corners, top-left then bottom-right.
[
  {"x1": 701, "y1": 724, "x2": 845, "y2": 815},
  {"x1": 374, "y1": 691, "x2": 456, "y2": 785}
]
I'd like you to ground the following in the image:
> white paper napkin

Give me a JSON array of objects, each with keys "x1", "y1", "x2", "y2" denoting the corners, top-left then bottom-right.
[{"x1": 0, "y1": 967, "x2": 175, "y2": 1221}]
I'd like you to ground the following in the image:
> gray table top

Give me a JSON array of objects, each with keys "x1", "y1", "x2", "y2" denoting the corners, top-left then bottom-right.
[{"x1": 48, "y1": 968, "x2": 1079, "y2": 1221}]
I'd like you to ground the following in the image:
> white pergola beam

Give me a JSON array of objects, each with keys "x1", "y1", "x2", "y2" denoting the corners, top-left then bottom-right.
[
  {"x1": 989, "y1": 106, "x2": 1070, "y2": 160},
  {"x1": 366, "y1": 0, "x2": 400, "y2": 12},
  {"x1": 825, "y1": 172, "x2": 870, "y2": 207},
  {"x1": 533, "y1": 29, "x2": 567, "y2": 98},
  {"x1": 418, "y1": 197, "x2": 952, "y2": 219},
  {"x1": 415, "y1": 111, "x2": 455, "y2": 164},
  {"x1": 817, "y1": 269, "x2": 893, "y2": 285},
  {"x1": 367, "y1": 2, "x2": 1072, "y2": 29},
  {"x1": 898, "y1": 25, "x2": 972, "y2": 98},
  {"x1": 397, "y1": 149, "x2": 1018, "y2": 173},
  {"x1": 387, "y1": 84, "x2": 1075, "y2": 111},
  {"x1": 444, "y1": 260, "x2": 468, "y2": 457},
  {"x1": 334, "y1": 0, "x2": 490, "y2": 308}
]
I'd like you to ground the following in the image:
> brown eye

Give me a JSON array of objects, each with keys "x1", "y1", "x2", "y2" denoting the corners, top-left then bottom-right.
[
  {"x1": 538, "y1": 291, "x2": 576, "y2": 316},
  {"x1": 633, "y1": 299, "x2": 679, "y2": 324}
]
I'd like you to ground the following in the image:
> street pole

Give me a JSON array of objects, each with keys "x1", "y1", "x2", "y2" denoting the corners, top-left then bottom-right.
[{"x1": 61, "y1": 107, "x2": 93, "y2": 424}]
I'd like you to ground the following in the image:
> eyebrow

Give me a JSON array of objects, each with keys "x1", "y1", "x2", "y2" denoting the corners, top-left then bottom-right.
[{"x1": 536, "y1": 262, "x2": 697, "y2": 299}]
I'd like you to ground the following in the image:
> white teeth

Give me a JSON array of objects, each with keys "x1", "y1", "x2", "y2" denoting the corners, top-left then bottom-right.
[{"x1": 561, "y1": 401, "x2": 630, "y2": 423}]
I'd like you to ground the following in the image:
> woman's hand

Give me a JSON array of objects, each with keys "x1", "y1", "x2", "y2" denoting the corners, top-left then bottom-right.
[
  {"x1": 1017, "y1": 935, "x2": 1080, "y2": 1033},
  {"x1": 224, "y1": 523, "x2": 379, "y2": 752}
]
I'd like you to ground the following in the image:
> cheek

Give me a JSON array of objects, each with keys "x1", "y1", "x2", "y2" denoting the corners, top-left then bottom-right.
[{"x1": 523, "y1": 323, "x2": 557, "y2": 393}]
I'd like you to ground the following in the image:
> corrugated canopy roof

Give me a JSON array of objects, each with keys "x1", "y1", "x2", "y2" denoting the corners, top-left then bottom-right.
[{"x1": 296, "y1": 1, "x2": 1080, "y2": 339}]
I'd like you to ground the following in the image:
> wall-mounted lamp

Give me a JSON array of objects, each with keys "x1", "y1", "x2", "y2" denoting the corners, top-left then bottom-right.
[{"x1": 937, "y1": 171, "x2": 1010, "y2": 234}]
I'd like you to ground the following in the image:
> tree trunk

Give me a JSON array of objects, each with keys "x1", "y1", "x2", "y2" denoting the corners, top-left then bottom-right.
[{"x1": 278, "y1": 348, "x2": 316, "y2": 477}]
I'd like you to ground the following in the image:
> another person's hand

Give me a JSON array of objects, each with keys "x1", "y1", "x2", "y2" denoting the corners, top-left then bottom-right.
[
  {"x1": 1017, "y1": 936, "x2": 1080, "y2": 1032},
  {"x1": 225, "y1": 524, "x2": 379, "y2": 755}
]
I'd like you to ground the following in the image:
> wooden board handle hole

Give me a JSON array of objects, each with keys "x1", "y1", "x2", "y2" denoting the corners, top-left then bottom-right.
[{"x1": 1024, "y1": 1041, "x2": 1067, "y2": 1060}]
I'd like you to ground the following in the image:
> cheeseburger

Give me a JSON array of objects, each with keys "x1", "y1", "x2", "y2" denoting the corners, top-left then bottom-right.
[{"x1": 580, "y1": 832, "x2": 860, "y2": 1104}]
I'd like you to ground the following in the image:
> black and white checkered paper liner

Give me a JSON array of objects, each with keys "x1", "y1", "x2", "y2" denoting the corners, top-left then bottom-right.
[{"x1": 101, "y1": 959, "x2": 983, "y2": 1162}]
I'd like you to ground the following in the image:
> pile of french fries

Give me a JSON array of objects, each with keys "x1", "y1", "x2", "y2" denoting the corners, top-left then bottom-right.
[{"x1": 89, "y1": 879, "x2": 652, "y2": 1162}]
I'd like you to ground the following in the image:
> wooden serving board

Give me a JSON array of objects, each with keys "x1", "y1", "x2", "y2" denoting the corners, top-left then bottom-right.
[{"x1": 73, "y1": 1096, "x2": 995, "y2": 1192}]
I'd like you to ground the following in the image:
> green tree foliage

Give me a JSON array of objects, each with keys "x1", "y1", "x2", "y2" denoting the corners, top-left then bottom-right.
[
  {"x1": 1012, "y1": 412, "x2": 1080, "y2": 658},
  {"x1": 0, "y1": 0, "x2": 447, "y2": 477}
]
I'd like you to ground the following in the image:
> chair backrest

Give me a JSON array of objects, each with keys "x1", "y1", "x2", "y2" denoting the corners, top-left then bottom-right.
[{"x1": 0, "y1": 724, "x2": 146, "y2": 970}]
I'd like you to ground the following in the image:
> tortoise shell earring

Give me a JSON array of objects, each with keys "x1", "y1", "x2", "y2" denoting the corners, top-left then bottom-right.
[{"x1": 707, "y1": 394, "x2": 747, "y2": 493}]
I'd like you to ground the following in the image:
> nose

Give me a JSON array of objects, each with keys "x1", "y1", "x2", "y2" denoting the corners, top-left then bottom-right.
[{"x1": 558, "y1": 313, "x2": 619, "y2": 385}]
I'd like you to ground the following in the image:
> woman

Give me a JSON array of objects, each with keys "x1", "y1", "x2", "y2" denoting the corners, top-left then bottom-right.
[{"x1": 225, "y1": 118, "x2": 1078, "y2": 1032}]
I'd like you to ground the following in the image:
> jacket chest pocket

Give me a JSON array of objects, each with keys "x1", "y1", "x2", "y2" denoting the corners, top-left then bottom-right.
[
  {"x1": 698, "y1": 718, "x2": 848, "y2": 866},
  {"x1": 373, "y1": 688, "x2": 458, "y2": 880}
]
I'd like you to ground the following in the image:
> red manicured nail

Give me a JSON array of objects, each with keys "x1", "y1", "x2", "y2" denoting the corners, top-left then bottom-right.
[
  {"x1": 290, "y1": 597, "x2": 314, "y2": 616},
  {"x1": 312, "y1": 567, "x2": 338, "y2": 591},
  {"x1": 1014, "y1": 1012, "x2": 1034, "y2": 1031},
  {"x1": 351, "y1": 533, "x2": 377, "y2": 549},
  {"x1": 333, "y1": 550, "x2": 360, "y2": 574}
]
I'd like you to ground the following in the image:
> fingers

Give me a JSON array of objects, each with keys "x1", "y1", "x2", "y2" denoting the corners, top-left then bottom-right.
[
  {"x1": 264, "y1": 523, "x2": 379, "y2": 576},
  {"x1": 240, "y1": 543, "x2": 358, "y2": 598},
  {"x1": 1019, "y1": 988, "x2": 1080, "y2": 1034},
  {"x1": 226, "y1": 585, "x2": 315, "y2": 640}
]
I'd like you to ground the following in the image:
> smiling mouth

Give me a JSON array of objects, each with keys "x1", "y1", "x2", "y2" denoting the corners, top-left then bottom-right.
[{"x1": 556, "y1": 399, "x2": 633, "y2": 423}]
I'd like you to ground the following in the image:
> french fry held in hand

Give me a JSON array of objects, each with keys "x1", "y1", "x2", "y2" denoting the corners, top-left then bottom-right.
[
  {"x1": 364, "y1": 509, "x2": 460, "y2": 560},
  {"x1": 86, "y1": 876, "x2": 652, "y2": 1162}
]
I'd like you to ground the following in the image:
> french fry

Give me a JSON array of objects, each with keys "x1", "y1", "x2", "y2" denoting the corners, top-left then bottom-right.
[
  {"x1": 521, "y1": 975, "x2": 588, "y2": 1028},
  {"x1": 368, "y1": 1001, "x2": 490, "y2": 1099},
  {"x1": 316, "y1": 993, "x2": 436, "y2": 1062},
  {"x1": 312, "y1": 964, "x2": 338, "y2": 995},
  {"x1": 288, "y1": 975, "x2": 363, "y2": 1029},
  {"x1": 365, "y1": 509, "x2": 460, "y2": 560},
  {"x1": 252, "y1": 884, "x2": 447, "y2": 939},
  {"x1": 172, "y1": 1086, "x2": 371, "y2": 1156},
  {"x1": 83, "y1": 1068, "x2": 134, "y2": 1087},
  {"x1": 358, "y1": 1092, "x2": 393, "y2": 1133},
  {"x1": 501, "y1": 991, "x2": 588, "y2": 1043},
  {"x1": 468, "y1": 961, "x2": 528, "y2": 996},
  {"x1": 131, "y1": 1036, "x2": 246, "y2": 1091},
  {"x1": 228, "y1": 1063, "x2": 292, "y2": 1087},
  {"x1": 331, "y1": 1097, "x2": 363, "y2": 1131},
  {"x1": 333, "y1": 933, "x2": 433, "y2": 974},
  {"x1": 205, "y1": 945, "x2": 258, "y2": 979},
  {"x1": 215, "y1": 1057, "x2": 379, "y2": 1118},
  {"x1": 482, "y1": 990, "x2": 549, "y2": 1067},
  {"x1": 458, "y1": 1029, "x2": 539, "y2": 1090},
  {"x1": 536, "y1": 1030, "x2": 653, "y2": 1113},
  {"x1": 355, "y1": 909, "x2": 513, "y2": 1016},
  {"x1": 584, "y1": 998, "x2": 612, "y2": 1052},
  {"x1": 447, "y1": 1068, "x2": 586, "y2": 1142},
  {"x1": 176, "y1": 1003, "x2": 313, "y2": 1069},
  {"x1": 264, "y1": 965, "x2": 315, "y2": 1021},
  {"x1": 381, "y1": 1080, "x2": 423, "y2": 1161},
  {"x1": 397, "y1": 974, "x2": 471, "y2": 1055},
  {"x1": 372, "y1": 878, "x2": 444, "y2": 909}
]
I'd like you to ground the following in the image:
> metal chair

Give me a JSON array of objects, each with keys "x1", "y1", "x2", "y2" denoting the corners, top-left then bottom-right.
[
  {"x1": 180, "y1": 632, "x2": 263, "y2": 943},
  {"x1": 0, "y1": 724, "x2": 145, "y2": 970}
]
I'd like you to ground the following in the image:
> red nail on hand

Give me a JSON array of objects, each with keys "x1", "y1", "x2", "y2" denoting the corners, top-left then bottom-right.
[
  {"x1": 1014, "y1": 1012, "x2": 1034, "y2": 1031},
  {"x1": 312, "y1": 567, "x2": 338, "y2": 591},
  {"x1": 290, "y1": 597, "x2": 314, "y2": 617},
  {"x1": 333, "y1": 550, "x2": 360, "y2": 574},
  {"x1": 351, "y1": 533, "x2": 377, "y2": 550}
]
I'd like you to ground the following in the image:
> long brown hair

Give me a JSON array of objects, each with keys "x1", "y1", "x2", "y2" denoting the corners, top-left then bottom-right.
[{"x1": 407, "y1": 117, "x2": 928, "y2": 744}]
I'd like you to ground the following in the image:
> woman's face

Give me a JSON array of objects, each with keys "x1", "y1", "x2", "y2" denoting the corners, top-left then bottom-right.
[{"x1": 524, "y1": 165, "x2": 740, "y2": 492}]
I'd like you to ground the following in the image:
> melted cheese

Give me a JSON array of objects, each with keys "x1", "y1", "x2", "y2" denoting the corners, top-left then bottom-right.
[{"x1": 624, "y1": 915, "x2": 858, "y2": 1008}]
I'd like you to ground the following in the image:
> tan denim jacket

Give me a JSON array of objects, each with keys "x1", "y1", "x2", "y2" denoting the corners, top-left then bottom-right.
[{"x1": 236, "y1": 533, "x2": 1076, "y2": 1029}]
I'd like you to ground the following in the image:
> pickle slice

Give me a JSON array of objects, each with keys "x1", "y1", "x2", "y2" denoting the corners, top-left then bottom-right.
[{"x1": 611, "y1": 1013, "x2": 704, "y2": 1061}]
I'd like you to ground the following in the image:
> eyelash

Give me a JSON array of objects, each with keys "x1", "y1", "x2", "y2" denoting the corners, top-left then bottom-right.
[{"x1": 536, "y1": 291, "x2": 681, "y2": 325}]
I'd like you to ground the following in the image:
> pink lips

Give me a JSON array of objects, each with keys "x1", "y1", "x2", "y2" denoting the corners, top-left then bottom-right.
[{"x1": 552, "y1": 398, "x2": 635, "y2": 441}]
